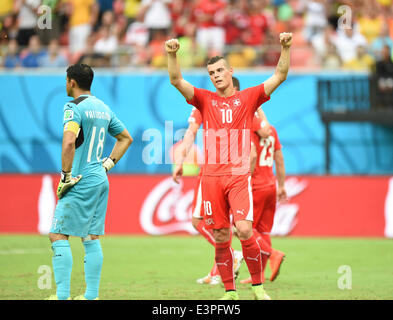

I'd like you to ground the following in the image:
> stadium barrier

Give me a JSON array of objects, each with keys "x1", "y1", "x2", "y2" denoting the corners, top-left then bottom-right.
[
  {"x1": 0, "y1": 72, "x2": 392, "y2": 175},
  {"x1": 0, "y1": 174, "x2": 392, "y2": 238}
]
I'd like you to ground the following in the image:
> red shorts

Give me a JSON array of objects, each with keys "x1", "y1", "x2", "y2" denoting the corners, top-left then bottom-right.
[
  {"x1": 252, "y1": 185, "x2": 277, "y2": 234},
  {"x1": 201, "y1": 174, "x2": 253, "y2": 229},
  {"x1": 191, "y1": 174, "x2": 203, "y2": 219}
]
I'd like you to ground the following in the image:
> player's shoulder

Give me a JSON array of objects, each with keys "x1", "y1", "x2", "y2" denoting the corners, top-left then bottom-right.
[
  {"x1": 269, "y1": 125, "x2": 279, "y2": 138},
  {"x1": 63, "y1": 95, "x2": 90, "y2": 110}
]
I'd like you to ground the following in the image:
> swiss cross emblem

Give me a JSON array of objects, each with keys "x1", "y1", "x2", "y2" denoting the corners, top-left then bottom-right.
[{"x1": 233, "y1": 99, "x2": 241, "y2": 107}]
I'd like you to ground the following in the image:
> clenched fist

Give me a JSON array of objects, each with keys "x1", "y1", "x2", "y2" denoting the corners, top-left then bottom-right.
[
  {"x1": 279, "y1": 32, "x2": 293, "y2": 48},
  {"x1": 165, "y1": 38, "x2": 180, "y2": 54}
]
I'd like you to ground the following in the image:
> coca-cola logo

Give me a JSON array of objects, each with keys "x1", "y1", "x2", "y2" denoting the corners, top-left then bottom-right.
[
  {"x1": 139, "y1": 176, "x2": 308, "y2": 236},
  {"x1": 140, "y1": 177, "x2": 198, "y2": 235}
]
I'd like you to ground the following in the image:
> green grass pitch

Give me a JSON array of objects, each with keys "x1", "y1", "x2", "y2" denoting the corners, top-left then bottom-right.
[{"x1": 0, "y1": 234, "x2": 392, "y2": 300}]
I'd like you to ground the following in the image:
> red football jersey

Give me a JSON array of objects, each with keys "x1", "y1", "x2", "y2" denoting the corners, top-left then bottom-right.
[
  {"x1": 188, "y1": 107, "x2": 203, "y2": 126},
  {"x1": 187, "y1": 84, "x2": 270, "y2": 176},
  {"x1": 194, "y1": 0, "x2": 227, "y2": 28},
  {"x1": 252, "y1": 117, "x2": 282, "y2": 189}
]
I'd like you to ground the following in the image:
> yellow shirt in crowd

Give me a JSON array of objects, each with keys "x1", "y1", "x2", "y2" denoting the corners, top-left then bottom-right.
[
  {"x1": 67, "y1": 0, "x2": 95, "y2": 27},
  {"x1": 0, "y1": 0, "x2": 14, "y2": 16}
]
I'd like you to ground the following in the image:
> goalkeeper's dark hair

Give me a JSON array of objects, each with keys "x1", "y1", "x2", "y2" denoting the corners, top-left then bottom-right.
[{"x1": 66, "y1": 63, "x2": 94, "y2": 91}]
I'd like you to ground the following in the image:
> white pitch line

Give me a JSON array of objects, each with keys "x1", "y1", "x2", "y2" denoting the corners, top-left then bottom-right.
[{"x1": 0, "y1": 249, "x2": 48, "y2": 255}]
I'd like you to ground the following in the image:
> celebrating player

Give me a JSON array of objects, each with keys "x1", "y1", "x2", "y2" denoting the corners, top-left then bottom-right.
[
  {"x1": 165, "y1": 32, "x2": 292, "y2": 300},
  {"x1": 172, "y1": 77, "x2": 245, "y2": 286},
  {"x1": 240, "y1": 113, "x2": 287, "y2": 285},
  {"x1": 47, "y1": 64, "x2": 133, "y2": 300}
]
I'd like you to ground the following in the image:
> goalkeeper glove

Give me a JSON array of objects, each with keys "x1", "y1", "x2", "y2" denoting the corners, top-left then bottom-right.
[
  {"x1": 56, "y1": 170, "x2": 82, "y2": 199},
  {"x1": 102, "y1": 157, "x2": 115, "y2": 172}
]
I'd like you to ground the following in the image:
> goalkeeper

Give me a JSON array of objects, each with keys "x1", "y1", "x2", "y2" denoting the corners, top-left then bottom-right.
[{"x1": 47, "y1": 64, "x2": 132, "y2": 300}]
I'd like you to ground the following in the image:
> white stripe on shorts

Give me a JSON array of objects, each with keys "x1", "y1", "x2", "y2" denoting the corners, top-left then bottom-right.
[
  {"x1": 192, "y1": 180, "x2": 203, "y2": 218},
  {"x1": 246, "y1": 175, "x2": 254, "y2": 221}
]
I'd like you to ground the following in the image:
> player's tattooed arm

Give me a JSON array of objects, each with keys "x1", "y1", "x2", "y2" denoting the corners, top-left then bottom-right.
[
  {"x1": 263, "y1": 32, "x2": 292, "y2": 97},
  {"x1": 274, "y1": 149, "x2": 288, "y2": 203},
  {"x1": 165, "y1": 38, "x2": 195, "y2": 101}
]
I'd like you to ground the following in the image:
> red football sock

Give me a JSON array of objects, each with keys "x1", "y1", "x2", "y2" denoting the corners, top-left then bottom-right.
[
  {"x1": 195, "y1": 220, "x2": 216, "y2": 247},
  {"x1": 215, "y1": 241, "x2": 235, "y2": 291},
  {"x1": 253, "y1": 229, "x2": 272, "y2": 255},
  {"x1": 240, "y1": 235, "x2": 262, "y2": 285}
]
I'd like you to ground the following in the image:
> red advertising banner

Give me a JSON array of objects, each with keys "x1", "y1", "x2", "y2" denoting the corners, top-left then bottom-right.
[{"x1": 0, "y1": 175, "x2": 392, "y2": 237}]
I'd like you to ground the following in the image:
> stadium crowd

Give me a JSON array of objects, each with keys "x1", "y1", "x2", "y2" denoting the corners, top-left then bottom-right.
[{"x1": 0, "y1": 0, "x2": 393, "y2": 70}]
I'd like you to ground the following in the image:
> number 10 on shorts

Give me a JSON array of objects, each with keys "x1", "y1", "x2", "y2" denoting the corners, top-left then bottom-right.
[{"x1": 203, "y1": 201, "x2": 213, "y2": 216}]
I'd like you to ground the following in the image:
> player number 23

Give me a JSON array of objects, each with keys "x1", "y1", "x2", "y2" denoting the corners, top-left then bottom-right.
[
  {"x1": 87, "y1": 126, "x2": 105, "y2": 162},
  {"x1": 259, "y1": 136, "x2": 275, "y2": 167}
]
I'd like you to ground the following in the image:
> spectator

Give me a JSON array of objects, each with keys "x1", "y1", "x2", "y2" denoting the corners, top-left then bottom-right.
[
  {"x1": 331, "y1": 26, "x2": 368, "y2": 64},
  {"x1": 0, "y1": 0, "x2": 13, "y2": 26},
  {"x1": 343, "y1": 45, "x2": 375, "y2": 71},
  {"x1": 298, "y1": 0, "x2": 328, "y2": 42},
  {"x1": 101, "y1": 10, "x2": 116, "y2": 30},
  {"x1": 21, "y1": 34, "x2": 46, "y2": 67},
  {"x1": 194, "y1": 0, "x2": 227, "y2": 55},
  {"x1": 0, "y1": 13, "x2": 18, "y2": 45},
  {"x1": 124, "y1": 13, "x2": 150, "y2": 66},
  {"x1": 171, "y1": 0, "x2": 196, "y2": 38},
  {"x1": 3, "y1": 39, "x2": 21, "y2": 68},
  {"x1": 67, "y1": 0, "x2": 99, "y2": 54},
  {"x1": 242, "y1": 0, "x2": 269, "y2": 47},
  {"x1": 311, "y1": 23, "x2": 336, "y2": 63},
  {"x1": 121, "y1": 0, "x2": 142, "y2": 26},
  {"x1": 15, "y1": 0, "x2": 41, "y2": 47},
  {"x1": 149, "y1": 29, "x2": 167, "y2": 68},
  {"x1": 94, "y1": 26, "x2": 119, "y2": 55},
  {"x1": 177, "y1": 23, "x2": 206, "y2": 68},
  {"x1": 226, "y1": 46, "x2": 257, "y2": 68},
  {"x1": 38, "y1": 0, "x2": 64, "y2": 45},
  {"x1": 77, "y1": 33, "x2": 110, "y2": 67},
  {"x1": 358, "y1": 5, "x2": 384, "y2": 44},
  {"x1": 371, "y1": 24, "x2": 393, "y2": 61},
  {"x1": 321, "y1": 43, "x2": 342, "y2": 69},
  {"x1": 39, "y1": 38, "x2": 68, "y2": 67},
  {"x1": 124, "y1": 14, "x2": 149, "y2": 47},
  {"x1": 373, "y1": 44, "x2": 393, "y2": 108},
  {"x1": 96, "y1": 0, "x2": 114, "y2": 29},
  {"x1": 138, "y1": 0, "x2": 172, "y2": 41},
  {"x1": 223, "y1": 0, "x2": 249, "y2": 45}
]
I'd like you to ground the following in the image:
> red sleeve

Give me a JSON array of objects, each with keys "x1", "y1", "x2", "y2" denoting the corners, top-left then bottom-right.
[
  {"x1": 271, "y1": 126, "x2": 282, "y2": 151},
  {"x1": 188, "y1": 107, "x2": 203, "y2": 125},
  {"x1": 244, "y1": 83, "x2": 270, "y2": 113},
  {"x1": 186, "y1": 87, "x2": 207, "y2": 112}
]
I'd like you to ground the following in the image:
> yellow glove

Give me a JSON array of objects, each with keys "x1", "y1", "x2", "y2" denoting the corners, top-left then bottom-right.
[{"x1": 57, "y1": 170, "x2": 82, "y2": 199}]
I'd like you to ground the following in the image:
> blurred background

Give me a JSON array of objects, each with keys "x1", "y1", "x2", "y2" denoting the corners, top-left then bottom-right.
[{"x1": 0, "y1": 0, "x2": 392, "y2": 238}]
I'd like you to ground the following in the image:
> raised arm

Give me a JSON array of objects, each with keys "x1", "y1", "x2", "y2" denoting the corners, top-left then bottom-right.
[
  {"x1": 263, "y1": 32, "x2": 292, "y2": 97},
  {"x1": 165, "y1": 38, "x2": 195, "y2": 101}
]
